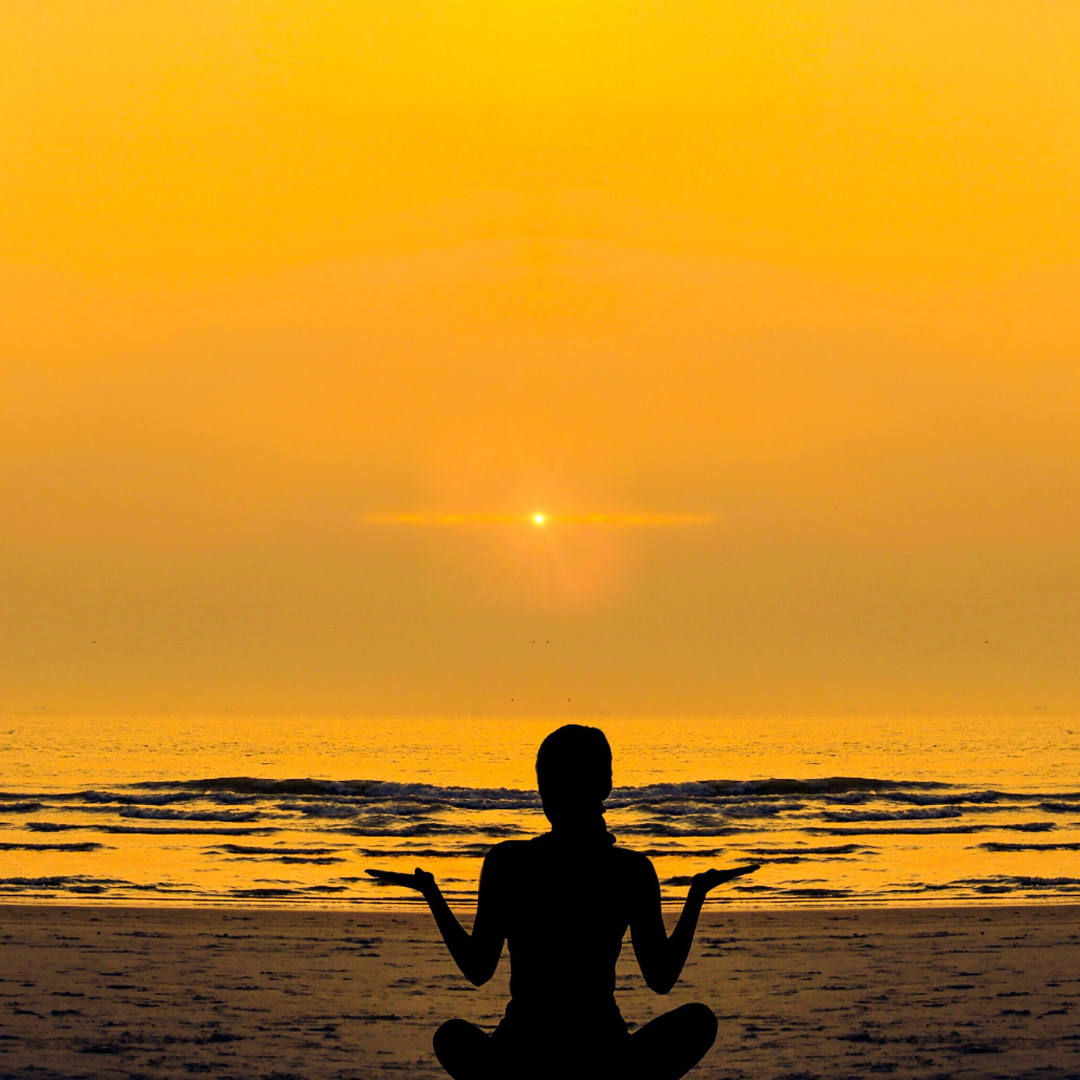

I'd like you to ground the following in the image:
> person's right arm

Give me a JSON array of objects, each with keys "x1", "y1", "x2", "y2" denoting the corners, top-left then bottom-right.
[
  {"x1": 423, "y1": 851, "x2": 505, "y2": 986},
  {"x1": 629, "y1": 858, "x2": 758, "y2": 995},
  {"x1": 367, "y1": 846, "x2": 507, "y2": 986}
]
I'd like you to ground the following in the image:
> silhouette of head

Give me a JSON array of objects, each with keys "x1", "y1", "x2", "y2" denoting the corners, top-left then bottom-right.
[{"x1": 535, "y1": 724, "x2": 612, "y2": 830}]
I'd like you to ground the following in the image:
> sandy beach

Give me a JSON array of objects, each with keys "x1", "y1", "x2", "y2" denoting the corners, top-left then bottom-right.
[{"x1": 1, "y1": 902, "x2": 1077, "y2": 1079}]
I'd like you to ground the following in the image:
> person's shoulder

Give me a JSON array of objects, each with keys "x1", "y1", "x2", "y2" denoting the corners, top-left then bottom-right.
[
  {"x1": 479, "y1": 838, "x2": 536, "y2": 884},
  {"x1": 610, "y1": 844, "x2": 656, "y2": 878},
  {"x1": 482, "y1": 838, "x2": 533, "y2": 865}
]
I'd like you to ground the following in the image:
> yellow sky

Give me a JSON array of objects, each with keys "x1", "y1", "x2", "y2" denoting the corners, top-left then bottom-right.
[{"x1": 2, "y1": 1, "x2": 1078, "y2": 716}]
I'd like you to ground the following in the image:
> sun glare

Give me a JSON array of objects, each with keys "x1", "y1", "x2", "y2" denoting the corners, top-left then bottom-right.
[{"x1": 358, "y1": 512, "x2": 717, "y2": 527}]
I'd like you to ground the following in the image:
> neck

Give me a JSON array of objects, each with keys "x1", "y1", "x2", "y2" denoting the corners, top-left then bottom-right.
[{"x1": 549, "y1": 812, "x2": 613, "y2": 846}]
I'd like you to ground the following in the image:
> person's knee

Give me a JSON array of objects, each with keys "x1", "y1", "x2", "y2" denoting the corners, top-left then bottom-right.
[
  {"x1": 680, "y1": 1002, "x2": 718, "y2": 1047},
  {"x1": 433, "y1": 1018, "x2": 494, "y2": 1080},
  {"x1": 433, "y1": 1018, "x2": 473, "y2": 1058}
]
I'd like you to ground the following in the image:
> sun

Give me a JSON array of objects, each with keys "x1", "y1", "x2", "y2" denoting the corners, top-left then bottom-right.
[{"x1": 533, "y1": 513, "x2": 545, "y2": 526}]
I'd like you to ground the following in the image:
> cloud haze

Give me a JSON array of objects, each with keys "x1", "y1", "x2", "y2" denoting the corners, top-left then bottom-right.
[{"x1": 2, "y1": 2, "x2": 1078, "y2": 716}]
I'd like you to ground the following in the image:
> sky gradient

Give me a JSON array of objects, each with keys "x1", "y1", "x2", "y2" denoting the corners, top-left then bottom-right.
[{"x1": 3, "y1": 1, "x2": 1079, "y2": 716}]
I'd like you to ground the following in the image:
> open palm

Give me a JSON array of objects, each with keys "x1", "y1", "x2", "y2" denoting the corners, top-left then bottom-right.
[
  {"x1": 692, "y1": 864, "x2": 760, "y2": 894},
  {"x1": 366, "y1": 867, "x2": 436, "y2": 896}
]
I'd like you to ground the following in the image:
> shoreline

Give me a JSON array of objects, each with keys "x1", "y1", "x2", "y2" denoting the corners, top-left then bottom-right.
[{"x1": 4, "y1": 895, "x2": 1080, "y2": 911}]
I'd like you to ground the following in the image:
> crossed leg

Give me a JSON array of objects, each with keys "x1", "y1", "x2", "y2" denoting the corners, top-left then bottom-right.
[
  {"x1": 625, "y1": 1002, "x2": 718, "y2": 1080},
  {"x1": 433, "y1": 1018, "x2": 498, "y2": 1080},
  {"x1": 433, "y1": 1003, "x2": 717, "y2": 1080}
]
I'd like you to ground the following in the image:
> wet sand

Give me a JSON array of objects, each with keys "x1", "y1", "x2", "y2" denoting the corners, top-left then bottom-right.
[{"x1": 1, "y1": 903, "x2": 1078, "y2": 1079}]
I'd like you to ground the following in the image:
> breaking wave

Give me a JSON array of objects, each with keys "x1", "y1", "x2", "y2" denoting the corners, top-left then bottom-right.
[{"x1": 2, "y1": 772, "x2": 1078, "y2": 906}]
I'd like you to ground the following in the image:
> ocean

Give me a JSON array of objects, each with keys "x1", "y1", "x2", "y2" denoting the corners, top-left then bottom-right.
[{"x1": 1, "y1": 714, "x2": 1078, "y2": 907}]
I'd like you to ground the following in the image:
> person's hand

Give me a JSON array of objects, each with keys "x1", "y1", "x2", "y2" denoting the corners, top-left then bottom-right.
[
  {"x1": 366, "y1": 867, "x2": 438, "y2": 900},
  {"x1": 690, "y1": 864, "x2": 760, "y2": 897}
]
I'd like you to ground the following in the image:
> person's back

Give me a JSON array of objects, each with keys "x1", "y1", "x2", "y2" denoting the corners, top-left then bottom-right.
[
  {"x1": 490, "y1": 833, "x2": 645, "y2": 1031},
  {"x1": 368, "y1": 725, "x2": 757, "y2": 1080}
]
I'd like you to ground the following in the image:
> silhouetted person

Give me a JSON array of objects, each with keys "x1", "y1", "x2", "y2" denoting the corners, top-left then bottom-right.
[{"x1": 368, "y1": 724, "x2": 757, "y2": 1080}]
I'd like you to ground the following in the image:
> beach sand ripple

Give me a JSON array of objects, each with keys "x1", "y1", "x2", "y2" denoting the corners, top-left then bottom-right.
[{"x1": 0, "y1": 904, "x2": 1078, "y2": 1079}]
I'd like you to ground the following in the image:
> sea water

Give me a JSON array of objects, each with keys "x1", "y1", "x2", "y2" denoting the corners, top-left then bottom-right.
[{"x1": 1, "y1": 714, "x2": 1078, "y2": 907}]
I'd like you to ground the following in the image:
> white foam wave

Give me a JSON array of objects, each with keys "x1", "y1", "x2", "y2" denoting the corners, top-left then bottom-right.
[
  {"x1": 119, "y1": 807, "x2": 260, "y2": 822},
  {"x1": 821, "y1": 806, "x2": 964, "y2": 823}
]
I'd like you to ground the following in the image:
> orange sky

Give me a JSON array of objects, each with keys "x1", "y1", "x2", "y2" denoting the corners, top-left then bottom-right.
[{"x1": 2, "y1": 1, "x2": 1078, "y2": 716}]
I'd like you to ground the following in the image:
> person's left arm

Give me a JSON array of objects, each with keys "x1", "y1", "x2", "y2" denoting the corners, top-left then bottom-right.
[{"x1": 629, "y1": 859, "x2": 758, "y2": 994}]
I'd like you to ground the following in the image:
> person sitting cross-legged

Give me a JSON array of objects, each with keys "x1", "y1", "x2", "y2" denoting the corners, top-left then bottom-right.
[{"x1": 368, "y1": 724, "x2": 757, "y2": 1080}]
